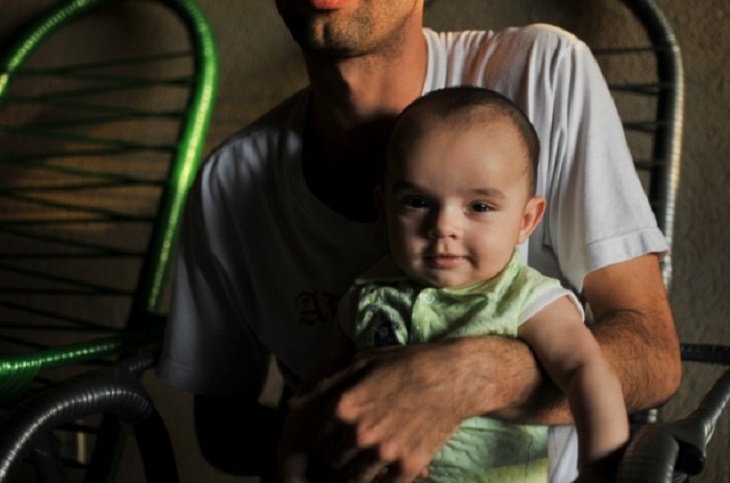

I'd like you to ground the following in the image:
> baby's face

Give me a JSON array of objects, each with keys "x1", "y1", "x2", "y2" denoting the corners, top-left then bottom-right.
[{"x1": 382, "y1": 116, "x2": 542, "y2": 289}]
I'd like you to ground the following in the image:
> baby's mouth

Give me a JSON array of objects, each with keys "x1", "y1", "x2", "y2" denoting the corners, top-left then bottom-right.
[{"x1": 424, "y1": 253, "x2": 466, "y2": 268}]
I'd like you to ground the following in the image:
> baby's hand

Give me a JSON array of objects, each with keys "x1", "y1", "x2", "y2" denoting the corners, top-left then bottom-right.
[{"x1": 573, "y1": 445, "x2": 627, "y2": 483}]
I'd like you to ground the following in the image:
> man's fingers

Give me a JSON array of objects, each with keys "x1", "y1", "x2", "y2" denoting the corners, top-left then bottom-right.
[{"x1": 287, "y1": 346, "x2": 453, "y2": 482}]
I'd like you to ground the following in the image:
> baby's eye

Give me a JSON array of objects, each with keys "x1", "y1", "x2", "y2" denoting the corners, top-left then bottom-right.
[
  {"x1": 471, "y1": 202, "x2": 492, "y2": 213},
  {"x1": 402, "y1": 196, "x2": 430, "y2": 209}
]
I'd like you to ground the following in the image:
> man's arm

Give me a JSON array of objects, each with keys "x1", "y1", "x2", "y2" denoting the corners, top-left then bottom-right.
[
  {"x1": 296, "y1": 253, "x2": 680, "y2": 481},
  {"x1": 500, "y1": 252, "x2": 681, "y2": 421},
  {"x1": 583, "y1": 253, "x2": 681, "y2": 412}
]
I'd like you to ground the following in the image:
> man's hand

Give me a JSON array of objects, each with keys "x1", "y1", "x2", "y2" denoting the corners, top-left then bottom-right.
[
  {"x1": 289, "y1": 337, "x2": 541, "y2": 482},
  {"x1": 292, "y1": 343, "x2": 461, "y2": 482}
]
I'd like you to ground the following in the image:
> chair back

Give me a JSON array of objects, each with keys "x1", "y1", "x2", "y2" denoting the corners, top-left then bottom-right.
[
  {"x1": 593, "y1": 0, "x2": 684, "y2": 289},
  {"x1": 0, "y1": 0, "x2": 217, "y2": 399},
  {"x1": 0, "y1": 0, "x2": 217, "y2": 479}
]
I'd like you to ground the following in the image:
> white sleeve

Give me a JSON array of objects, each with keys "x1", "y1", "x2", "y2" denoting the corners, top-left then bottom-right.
[
  {"x1": 518, "y1": 286, "x2": 585, "y2": 326},
  {"x1": 423, "y1": 25, "x2": 666, "y2": 290},
  {"x1": 156, "y1": 160, "x2": 270, "y2": 398},
  {"x1": 518, "y1": 26, "x2": 668, "y2": 291}
]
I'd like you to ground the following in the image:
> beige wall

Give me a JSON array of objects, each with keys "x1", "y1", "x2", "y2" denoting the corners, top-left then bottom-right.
[{"x1": 1, "y1": 0, "x2": 728, "y2": 481}]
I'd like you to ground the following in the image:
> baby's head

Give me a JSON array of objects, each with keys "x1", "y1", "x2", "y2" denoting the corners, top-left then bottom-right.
[
  {"x1": 378, "y1": 86, "x2": 546, "y2": 289},
  {"x1": 386, "y1": 86, "x2": 540, "y2": 195}
]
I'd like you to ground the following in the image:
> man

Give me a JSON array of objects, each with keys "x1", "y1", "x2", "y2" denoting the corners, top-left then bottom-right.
[{"x1": 157, "y1": 0, "x2": 681, "y2": 481}]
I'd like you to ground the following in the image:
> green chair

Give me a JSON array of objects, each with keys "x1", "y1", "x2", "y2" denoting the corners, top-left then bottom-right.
[{"x1": 0, "y1": 0, "x2": 217, "y2": 479}]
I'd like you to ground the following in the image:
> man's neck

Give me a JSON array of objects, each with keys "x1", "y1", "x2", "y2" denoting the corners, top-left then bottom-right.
[
  {"x1": 300, "y1": 24, "x2": 428, "y2": 222},
  {"x1": 304, "y1": 22, "x2": 427, "y2": 134}
]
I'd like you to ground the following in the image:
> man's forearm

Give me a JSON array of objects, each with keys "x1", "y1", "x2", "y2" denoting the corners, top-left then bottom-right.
[
  {"x1": 459, "y1": 313, "x2": 680, "y2": 425},
  {"x1": 442, "y1": 336, "x2": 572, "y2": 425},
  {"x1": 486, "y1": 255, "x2": 682, "y2": 424},
  {"x1": 451, "y1": 257, "x2": 682, "y2": 424},
  {"x1": 590, "y1": 308, "x2": 681, "y2": 413},
  {"x1": 297, "y1": 334, "x2": 572, "y2": 478},
  {"x1": 583, "y1": 255, "x2": 682, "y2": 414}
]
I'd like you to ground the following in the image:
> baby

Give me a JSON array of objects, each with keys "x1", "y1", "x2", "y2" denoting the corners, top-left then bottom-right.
[{"x1": 279, "y1": 86, "x2": 629, "y2": 482}]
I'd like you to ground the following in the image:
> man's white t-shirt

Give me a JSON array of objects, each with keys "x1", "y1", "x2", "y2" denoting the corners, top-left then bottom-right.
[{"x1": 158, "y1": 25, "x2": 667, "y2": 482}]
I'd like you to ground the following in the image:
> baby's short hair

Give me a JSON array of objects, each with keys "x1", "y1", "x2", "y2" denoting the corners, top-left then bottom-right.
[{"x1": 389, "y1": 86, "x2": 540, "y2": 195}]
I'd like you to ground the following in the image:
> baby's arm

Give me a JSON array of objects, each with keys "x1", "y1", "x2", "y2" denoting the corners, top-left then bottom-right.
[{"x1": 518, "y1": 295, "x2": 629, "y2": 479}]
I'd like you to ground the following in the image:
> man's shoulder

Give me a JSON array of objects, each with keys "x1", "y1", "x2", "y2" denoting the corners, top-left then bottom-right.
[
  {"x1": 209, "y1": 88, "x2": 310, "y2": 160},
  {"x1": 195, "y1": 88, "x2": 310, "y2": 186},
  {"x1": 497, "y1": 23, "x2": 584, "y2": 47},
  {"x1": 429, "y1": 23, "x2": 586, "y2": 56}
]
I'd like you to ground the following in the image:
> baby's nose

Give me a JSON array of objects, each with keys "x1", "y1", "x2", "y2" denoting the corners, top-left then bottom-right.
[{"x1": 427, "y1": 208, "x2": 461, "y2": 239}]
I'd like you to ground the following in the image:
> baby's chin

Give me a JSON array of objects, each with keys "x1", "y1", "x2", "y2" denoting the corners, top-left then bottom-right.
[{"x1": 408, "y1": 270, "x2": 480, "y2": 290}]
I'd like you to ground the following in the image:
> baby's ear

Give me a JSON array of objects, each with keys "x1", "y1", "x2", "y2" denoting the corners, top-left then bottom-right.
[
  {"x1": 374, "y1": 185, "x2": 386, "y2": 216},
  {"x1": 518, "y1": 196, "x2": 546, "y2": 244}
]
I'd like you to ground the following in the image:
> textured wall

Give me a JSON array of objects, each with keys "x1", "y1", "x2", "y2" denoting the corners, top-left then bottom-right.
[
  {"x1": 1, "y1": 0, "x2": 728, "y2": 481},
  {"x1": 649, "y1": 2, "x2": 730, "y2": 482}
]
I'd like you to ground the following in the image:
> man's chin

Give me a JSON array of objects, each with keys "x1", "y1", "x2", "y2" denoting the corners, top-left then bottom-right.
[
  {"x1": 296, "y1": 33, "x2": 376, "y2": 59},
  {"x1": 282, "y1": 19, "x2": 375, "y2": 58},
  {"x1": 300, "y1": 42, "x2": 360, "y2": 58}
]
